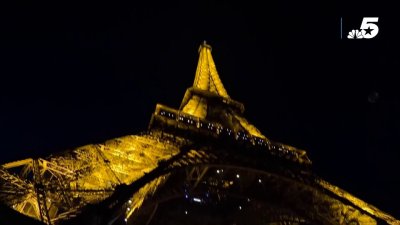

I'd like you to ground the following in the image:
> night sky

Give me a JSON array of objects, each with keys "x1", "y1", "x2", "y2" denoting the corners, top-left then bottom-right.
[{"x1": 1, "y1": 1, "x2": 399, "y2": 218}]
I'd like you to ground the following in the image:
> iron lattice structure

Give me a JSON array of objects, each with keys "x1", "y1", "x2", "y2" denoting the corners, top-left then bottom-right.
[{"x1": 0, "y1": 42, "x2": 399, "y2": 225}]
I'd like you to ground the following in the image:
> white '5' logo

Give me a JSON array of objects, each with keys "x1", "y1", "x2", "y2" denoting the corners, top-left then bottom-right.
[
  {"x1": 347, "y1": 17, "x2": 379, "y2": 39},
  {"x1": 360, "y1": 17, "x2": 379, "y2": 39}
]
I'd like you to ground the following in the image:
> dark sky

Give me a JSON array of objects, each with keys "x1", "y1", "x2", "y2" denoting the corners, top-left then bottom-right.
[{"x1": 1, "y1": 1, "x2": 399, "y2": 218}]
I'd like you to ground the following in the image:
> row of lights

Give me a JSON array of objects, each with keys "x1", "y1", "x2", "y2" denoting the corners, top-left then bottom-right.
[
  {"x1": 124, "y1": 199, "x2": 134, "y2": 223},
  {"x1": 159, "y1": 110, "x2": 301, "y2": 162},
  {"x1": 161, "y1": 112, "x2": 260, "y2": 145}
]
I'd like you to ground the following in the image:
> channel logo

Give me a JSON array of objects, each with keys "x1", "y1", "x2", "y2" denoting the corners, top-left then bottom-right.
[{"x1": 347, "y1": 17, "x2": 379, "y2": 39}]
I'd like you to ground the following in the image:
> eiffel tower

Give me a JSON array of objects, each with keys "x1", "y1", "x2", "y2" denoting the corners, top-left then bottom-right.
[{"x1": 0, "y1": 42, "x2": 398, "y2": 225}]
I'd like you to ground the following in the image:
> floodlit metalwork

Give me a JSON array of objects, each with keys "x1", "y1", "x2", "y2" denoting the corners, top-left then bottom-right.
[
  {"x1": 0, "y1": 134, "x2": 181, "y2": 224},
  {"x1": 1, "y1": 42, "x2": 399, "y2": 225}
]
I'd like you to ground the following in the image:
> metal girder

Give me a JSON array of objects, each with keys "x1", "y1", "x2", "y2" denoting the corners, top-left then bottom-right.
[
  {"x1": 0, "y1": 133, "x2": 181, "y2": 224},
  {"x1": 33, "y1": 159, "x2": 52, "y2": 225},
  {"x1": 0, "y1": 166, "x2": 33, "y2": 205}
]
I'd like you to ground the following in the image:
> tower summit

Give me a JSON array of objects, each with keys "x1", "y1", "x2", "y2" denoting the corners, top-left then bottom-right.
[
  {"x1": 180, "y1": 41, "x2": 230, "y2": 119},
  {"x1": 192, "y1": 41, "x2": 229, "y2": 97}
]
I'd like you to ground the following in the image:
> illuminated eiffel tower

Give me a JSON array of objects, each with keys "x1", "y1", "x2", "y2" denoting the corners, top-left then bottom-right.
[{"x1": 1, "y1": 42, "x2": 399, "y2": 225}]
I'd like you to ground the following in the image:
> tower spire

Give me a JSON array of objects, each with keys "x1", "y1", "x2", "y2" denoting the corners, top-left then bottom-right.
[{"x1": 192, "y1": 41, "x2": 229, "y2": 98}]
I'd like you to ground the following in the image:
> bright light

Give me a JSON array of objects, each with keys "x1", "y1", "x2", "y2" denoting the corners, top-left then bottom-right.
[
  {"x1": 127, "y1": 207, "x2": 130, "y2": 211},
  {"x1": 216, "y1": 169, "x2": 220, "y2": 174},
  {"x1": 128, "y1": 200, "x2": 132, "y2": 204},
  {"x1": 124, "y1": 218, "x2": 127, "y2": 222},
  {"x1": 185, "y1": 210, "x2": 188, "y2": 215},
  {"x1": 258, "y1": 179, "x2": 262, "y2": 183},
  {"x1": 239, "y1": 205, "x2": 242, "y2": 210},
  {"x1": 193, "y1": 197, "x2": 202, "y2": 203},
  {"x1": 236, "y1": 174, "x2": 240, "y2": 178},
  {"x1": 247, "y1": 198, "x2": 250, "y2": 202}
]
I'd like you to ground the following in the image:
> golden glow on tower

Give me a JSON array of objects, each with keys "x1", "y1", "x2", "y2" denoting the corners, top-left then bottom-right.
[
  {"x1": 181, "y1": 42, "x2": 266, "y2": 139},
  {"x1": 193, "y1": 42, "x2": 229, "y2": 98},
  {"x1": 0, "y1": 42, "x2": 399, "y2": 225},
  {"x1": 182, "y1": 42, "x2": 229, "y2": 118},
  {"x1": 0, "y1": 134, "x2": 181, "y2": 224}
]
